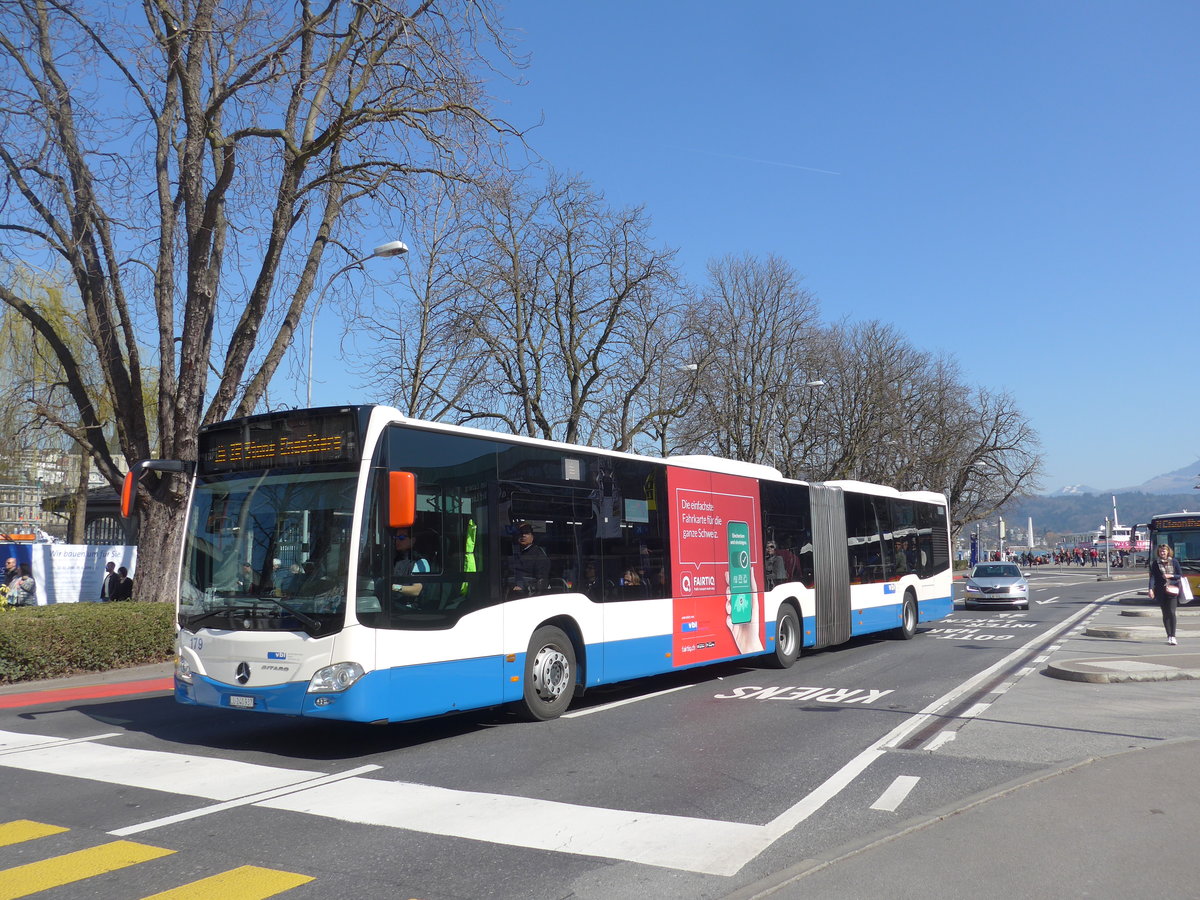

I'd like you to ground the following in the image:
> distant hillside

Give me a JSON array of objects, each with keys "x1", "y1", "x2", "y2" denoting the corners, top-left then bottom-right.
[
  {"x1": 999, "y1": 492, "x2": 1200, "y2": 537},
  {"x1": 1047, "y1": 459, "x2": 1200, "y2": 497}
]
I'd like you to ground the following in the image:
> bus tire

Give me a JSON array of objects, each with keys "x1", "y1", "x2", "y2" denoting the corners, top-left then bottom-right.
[
  {"x1": 519, "y1": 625, "x2": 576, "y2": 721},
  {"x1": 769, "y1": 605, "x2": 801, "y2": 668},
  {"x1": 896, "y1": 592, "x2": 917, "y2": 640}
]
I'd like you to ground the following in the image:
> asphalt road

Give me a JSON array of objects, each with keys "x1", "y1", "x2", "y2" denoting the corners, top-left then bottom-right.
[{"x1": 1, "y1": 567, "x2": 1177, "y2": 900}]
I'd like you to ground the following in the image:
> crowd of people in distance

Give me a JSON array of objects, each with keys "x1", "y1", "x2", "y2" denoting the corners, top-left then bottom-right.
[{"x1": 982, "y1": 548, "x2": 1134, "y2": 568}]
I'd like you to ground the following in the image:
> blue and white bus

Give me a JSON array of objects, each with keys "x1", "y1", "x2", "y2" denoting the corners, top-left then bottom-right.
[{"x1": 137, "y1": 405, "x2": 953, "y2": 723}]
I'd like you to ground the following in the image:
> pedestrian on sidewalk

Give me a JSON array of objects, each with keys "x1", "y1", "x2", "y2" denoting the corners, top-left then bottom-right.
[{"x1": 1148, "y1": 544, "x2": 1183, "y2": 645}]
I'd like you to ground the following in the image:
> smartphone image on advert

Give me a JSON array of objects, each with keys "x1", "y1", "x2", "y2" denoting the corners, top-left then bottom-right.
[{"x1": 727, "y1": 520, "x2": 753, "y2": 624}]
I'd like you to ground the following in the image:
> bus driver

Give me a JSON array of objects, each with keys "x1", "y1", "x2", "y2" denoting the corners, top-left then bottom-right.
[{"x1": 391, "y1": 530, "x2": 430, "y2": 599}]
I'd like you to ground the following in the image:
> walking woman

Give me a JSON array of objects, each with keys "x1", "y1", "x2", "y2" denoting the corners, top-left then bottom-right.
[{"x1": 1149, "y1": 544, "x2": 1183, "y2": 645}]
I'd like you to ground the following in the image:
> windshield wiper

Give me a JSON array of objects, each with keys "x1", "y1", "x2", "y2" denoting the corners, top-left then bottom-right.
[
  {"x1": 184, "y1": 606, "x2": 256, "y2": 630},
  {"x1": 255, "y1": 595, "x2": 323, "y2": 633}
]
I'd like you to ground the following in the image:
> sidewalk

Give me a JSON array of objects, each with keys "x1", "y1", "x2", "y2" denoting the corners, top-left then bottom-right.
[
  {"x1": 0, "y1": 660, "x2": 174, "y2": 708},
  {"x1": 1044, "y1": 595, "x2": 1200, "y2": 683},
  {"x1": 732, "y1": 738, "x2": 1200, "y2": 899}
]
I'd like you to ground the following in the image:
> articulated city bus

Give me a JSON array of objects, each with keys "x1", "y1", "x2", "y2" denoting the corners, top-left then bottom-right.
[{"x1": 132, "y1": 406, "x2": 953, "y2": 724}]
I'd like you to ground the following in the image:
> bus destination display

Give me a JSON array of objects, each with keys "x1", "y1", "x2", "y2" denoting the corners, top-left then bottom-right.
[{"x1": 200, "y1": 411, "x2": 359, "y2": 473}]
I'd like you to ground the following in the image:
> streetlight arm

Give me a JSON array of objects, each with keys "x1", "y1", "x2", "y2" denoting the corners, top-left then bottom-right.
[{"x1": 306, "y1": 241, "x2": 408, "y2": 406}]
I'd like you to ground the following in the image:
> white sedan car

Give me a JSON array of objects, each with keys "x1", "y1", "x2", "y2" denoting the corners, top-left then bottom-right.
[{"x1": 962, "y1": 563, "x2": 1031, "y2": 610}]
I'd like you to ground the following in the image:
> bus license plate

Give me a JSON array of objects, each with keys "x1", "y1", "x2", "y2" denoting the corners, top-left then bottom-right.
[{"x1": 229, "y1": 695, "x2": 255, "y2": 709}]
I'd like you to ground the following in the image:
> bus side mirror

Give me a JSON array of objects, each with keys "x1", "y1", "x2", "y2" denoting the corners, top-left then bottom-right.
[
  {"x1": 121, "y1": 458, "x2": 194, "y2": 518},
  {"x1": 388, "y1": 472, "x2": 416, "y2": 529},
  {"x1": 121, "y1": 470, "x2": 138, "y2": 518}
]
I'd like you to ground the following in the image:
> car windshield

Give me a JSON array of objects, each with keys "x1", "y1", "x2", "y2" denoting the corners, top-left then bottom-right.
[
  {"x1": 974, "y1": 565, "x2": 1020, "y2": 578},
  {"x1": 178, "y1": 469, "x2": 359, "y2": 635}
]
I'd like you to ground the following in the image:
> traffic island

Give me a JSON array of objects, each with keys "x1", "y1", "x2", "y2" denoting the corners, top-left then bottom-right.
[{"x1": 1045, "y1": 654, "x2": 1200, "y2": 684}]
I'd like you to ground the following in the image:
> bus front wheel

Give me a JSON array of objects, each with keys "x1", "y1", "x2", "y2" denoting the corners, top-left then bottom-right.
[
  {"x1": 519, "y1": 625, "x2": 576, "y2": 721},
  {"x1": 769, "y1": 606, "x2": 801, "y2": 668}
]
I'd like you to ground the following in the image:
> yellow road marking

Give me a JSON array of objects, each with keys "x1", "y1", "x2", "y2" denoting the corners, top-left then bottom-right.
[
  {"x1": 0, "y1": 820, "x2": 69, "y2": 847},
  {"x1": 141, "y1": 865, "x2": 314, "y2": 899},
  {"x1": 0, "y1": 840, "x2": 174, "y2": 900}
]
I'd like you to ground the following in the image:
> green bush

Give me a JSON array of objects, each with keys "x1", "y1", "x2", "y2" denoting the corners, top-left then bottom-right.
[{"x1": 0, "y1": 602, "x2": 175, "y2": 684}]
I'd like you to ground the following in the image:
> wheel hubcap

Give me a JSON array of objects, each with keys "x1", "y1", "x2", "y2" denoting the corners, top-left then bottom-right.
[
  {"x1": 779, "y1": 616, "x2": 797, "y2": 656},
  {"x1": 532, "y1": 645, "x2": 570, "y2": 701}
]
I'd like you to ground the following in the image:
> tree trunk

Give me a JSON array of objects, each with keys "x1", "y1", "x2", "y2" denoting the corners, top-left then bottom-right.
[
  {"x1": 133, "y1": 493, "x2": 186, "y2": 603},
  {"x1": 67, "y1": 448, "x2": 91, "y2": 544}
]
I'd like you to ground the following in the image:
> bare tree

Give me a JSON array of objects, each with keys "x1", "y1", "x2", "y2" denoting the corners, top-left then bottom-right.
[
  {"x1": 804, "y1": 321, "x2": 1043, "y2": 531},
  {"x1": 676, "y1": 254, "x2": 822, "y2": 472},
  {"x1": 0, "y1": 0, "x2": 520, "y2": 597},
  {"x1": 351, "y1": 182, "x2": 487, "y2": 420},
  {"x1": 937, "y1": 386, "x2": 1043, "y2": 530},
  {"x1": 450, "y1": 172, "x2": 685, "y2": 446}
]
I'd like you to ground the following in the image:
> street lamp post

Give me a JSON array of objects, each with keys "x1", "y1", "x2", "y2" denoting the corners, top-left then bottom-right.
[{"x1": 306, "y1": 240, "x2": 408, "y2": 406}]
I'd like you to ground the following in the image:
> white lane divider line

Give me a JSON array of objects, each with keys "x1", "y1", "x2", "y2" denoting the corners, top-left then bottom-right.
[
  {"x1": 109, "y1": 765, "x2": 382, "y2": 836},
  {"x1": 0, "y1": 732, "x2": 121, "y2": 756},
  {"x1": 562, "y1": 683, "x2": 693, "y2": 717},
  {"x1": 869, "y1": 776, "x2": 920, "y2": 812}
]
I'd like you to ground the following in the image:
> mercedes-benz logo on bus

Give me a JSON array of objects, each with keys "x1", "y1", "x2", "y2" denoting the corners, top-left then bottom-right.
[{"x1": 236, "y1": 662, "x2": 251, "y2": 685}]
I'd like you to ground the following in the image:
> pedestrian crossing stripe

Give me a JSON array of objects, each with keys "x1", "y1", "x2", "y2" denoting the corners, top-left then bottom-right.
[
  {"x1": 0, "y1": 820, "x2": 69, "y2": 847},
  {"x1": 0, "y1": 821, "x2": 313, "y2": 900},
  {"x1": 141, "y1": 865, "x2": 314, "y2": 899},
  {"x1": 0, "y1": 839, "x2": 175, "y2": 900}
]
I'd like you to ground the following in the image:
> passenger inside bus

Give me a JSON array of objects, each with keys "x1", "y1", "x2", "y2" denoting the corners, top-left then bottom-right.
[{"x1": 506, "y1": 522, "x2": 550, "y2": 596}]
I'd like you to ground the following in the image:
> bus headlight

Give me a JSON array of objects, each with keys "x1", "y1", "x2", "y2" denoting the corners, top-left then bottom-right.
[
  {"x1": 308, "y1": 662, "x2": 365, "y2": 693},
  {"x1": 175, "y1": 655, "x2": 193, "y2": 683}
]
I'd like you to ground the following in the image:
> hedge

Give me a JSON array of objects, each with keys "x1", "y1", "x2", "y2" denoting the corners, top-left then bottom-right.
[{"x1": 0, "y1": 602, "x2": 175, "y2": 684}]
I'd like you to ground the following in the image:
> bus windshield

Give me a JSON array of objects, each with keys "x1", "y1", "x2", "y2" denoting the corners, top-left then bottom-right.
[
  {"x1": 179, "y1": 469, "x2": 359, "y2": 635},
  {"x1": 1155, "y1": 527, "x2": 1200, "y2": 567}
]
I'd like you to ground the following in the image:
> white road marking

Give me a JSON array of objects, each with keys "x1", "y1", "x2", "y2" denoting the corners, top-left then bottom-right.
[
  {"x1": 925, "y1": 731, "x2": 956, "y2": 752},
  {"x1": 110, "y1": 765, "x2": 382, "y2": 836},
  {"x1": 262, "y1": 777, "x2": 764, "y2": 875},
  {"x1": 870, "y1": 776, "x2": 920, "y2": 812},
  {"x1": 0, "y1": 731, "x2": 120, "y2": 756},
  {"x1": 562, "y1": 683, "x2": 693, "y2": 717},
  {"x1": 0, "y1": 733, "x2": 326, "y2": 799},
  {"x1": 960, "y1": 703, "x2": 991, "y2": 719},
  {"x1": 1037, "y1": 596, "x2": 1060, "y2": 605}
]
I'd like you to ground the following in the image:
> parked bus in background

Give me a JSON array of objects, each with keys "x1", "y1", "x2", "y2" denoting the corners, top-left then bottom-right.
[
  {"x1": 1144, "y1": 513, "x2": 1200, "y2": 590},
  {"x1": 128, "y1": 406, "x2": 953, "y2": 724}
]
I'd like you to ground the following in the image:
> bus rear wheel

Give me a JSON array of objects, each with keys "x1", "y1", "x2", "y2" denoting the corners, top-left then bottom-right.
[
  {"x1": 896, "y1": 593, "x2": 917, "y2": 640},
  {"x1": 769, "y1": 606, "x2": 801, "y2": 668},
  {"x1": 519, "y1": 625, "x2": 576, "y2": 721}
]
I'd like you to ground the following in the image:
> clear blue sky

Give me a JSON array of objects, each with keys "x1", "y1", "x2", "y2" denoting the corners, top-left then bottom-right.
[{"x1": 482, "y1": 1, "x2": 1198, "y2": 494}]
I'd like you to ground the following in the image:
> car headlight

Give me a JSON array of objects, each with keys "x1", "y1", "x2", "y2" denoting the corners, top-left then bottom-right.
[
  {"x1": 965, "y1": 584, "x2": 980, "y2": 592},
  {"x1": 1016, "y1": 584, "x2": 1028, "y2": 592},
  {"x1": 308, "y1": 661, "x2": 365, "y2": 693}
]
